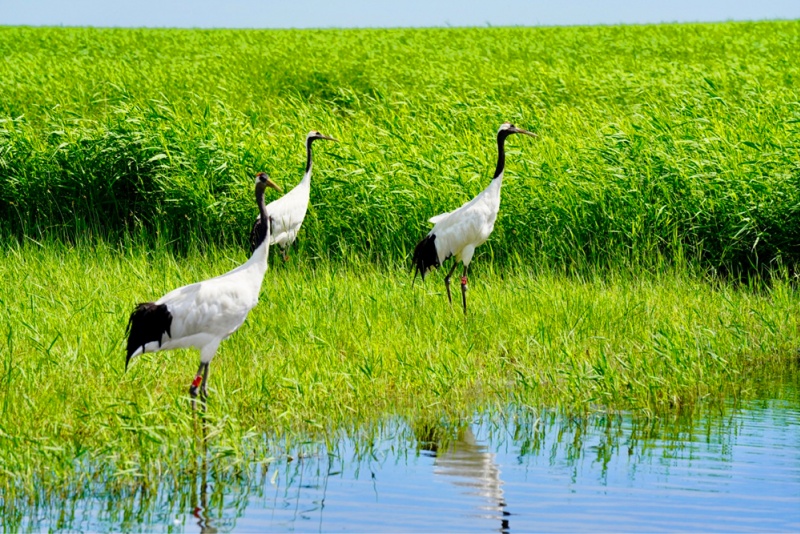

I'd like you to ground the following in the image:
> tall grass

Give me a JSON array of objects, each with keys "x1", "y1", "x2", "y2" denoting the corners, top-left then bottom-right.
[
  {"x1": 0, "y1": 242, "x2": 797, "y2": 498},
  {"x1": 2, "y1": 21, "x2": 800, "y2": 521},
  {"x1": 1, "y1": 23, "x2": 800, "y2": 270}
]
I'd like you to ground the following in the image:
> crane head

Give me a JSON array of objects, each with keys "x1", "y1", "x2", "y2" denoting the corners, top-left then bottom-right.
[
  {"x1": 307, "y1": 130, "x2": 339, "y2": 144},
  {"x1": 255, "y1": 172, "x2": 282, "y2": 192},
  {"x1": 498, "y1": 122, "x2": 536, "y2": 138}
]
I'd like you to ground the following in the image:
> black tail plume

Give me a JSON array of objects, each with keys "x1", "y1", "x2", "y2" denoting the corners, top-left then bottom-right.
[
  {"x1": 126, "y1": 302, "x2": 172, "y2": 370},
  {"x1": 412, "y1": 234, "x2": 440, "y2": 281}
]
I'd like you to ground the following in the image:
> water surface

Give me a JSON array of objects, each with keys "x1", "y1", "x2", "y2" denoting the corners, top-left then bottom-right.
[{"x1": 14, "y1": 393, "x2": 800, "y2": 532}]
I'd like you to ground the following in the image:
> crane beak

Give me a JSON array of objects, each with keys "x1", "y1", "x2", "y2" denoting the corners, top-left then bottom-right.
[
  {"x1": 265, "y1": 177, "x2": 282, "y2": 192},
  {"x1": 320, "y1": 135, "x2": 339, "y2": 142},
  {"x1": 514, "y1": 127, "x2": 537, "y2": 138}
]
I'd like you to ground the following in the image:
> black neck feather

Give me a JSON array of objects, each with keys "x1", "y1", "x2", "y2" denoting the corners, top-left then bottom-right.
[
  {"x1": 305, "y1": 137, "x2": 314, "y2": 174},
  {"x1": 493, "y1": 131, "x2": 511, "y2": 180},
  {"x1": 253, "y1": 187, "x2": 269, "y2": 249}
]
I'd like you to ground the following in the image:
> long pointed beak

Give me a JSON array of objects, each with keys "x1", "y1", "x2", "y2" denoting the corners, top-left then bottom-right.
[
  {"x1": 266, "y1": 177, "x2": 282, "y2": 192},
  {"x1": 514, "y1": 127, "x2": 537, "y2": 138},
  {"x1": 321, "y1": 135, "x2": 339, "y2": 142}
]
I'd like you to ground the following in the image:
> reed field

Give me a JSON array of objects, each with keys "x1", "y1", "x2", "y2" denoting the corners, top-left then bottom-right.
[
  {"x1": 1, "y1": 21, "x2": 800, "y2": 516},
  {"x1": 1, "y1": 22, "x2": 800, "y2": 270}
]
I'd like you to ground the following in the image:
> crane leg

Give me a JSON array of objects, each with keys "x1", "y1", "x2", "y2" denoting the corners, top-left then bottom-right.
[
  {"x1": 189, "y1": 362, "x2": 204, "y2": 410},
  {"x1": 460, "y1": 265, "x2": 469, "y2": 315},
  {"x1": 443, "y1": 261, "x2": 459, "y2": 305},
  {"x1": 282, "y1": 244, "x2": 290, "y2": 262},
  {"x1": 200, "y1": 363, "x2": 210, "y2": 401}
]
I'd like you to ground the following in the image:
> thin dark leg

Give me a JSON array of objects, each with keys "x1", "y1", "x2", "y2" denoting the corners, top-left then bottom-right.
[
  {"x1": 461, "y1": 265, "x2": 469, "y2": 315},
  {"x1": 443, "y1": 261, "x2": 459, "y2": 305},
  {"x1": 282, "y1": 244, "x2": 290, "y2": 262},
  {"x1": 189, "y1": 362, "x2": 204, "y2": 410},
  {"x1": 200, "y1": 363, "x2": 210, "y2": 400}
]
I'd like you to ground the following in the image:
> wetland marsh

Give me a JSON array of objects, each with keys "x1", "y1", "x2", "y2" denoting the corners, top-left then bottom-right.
[
  {"x1": 2, "y1": 20, "x2": 800, "y2": 531},
  {"x1": 6, "y1": 387, "x2": 800, "y2": 531}
]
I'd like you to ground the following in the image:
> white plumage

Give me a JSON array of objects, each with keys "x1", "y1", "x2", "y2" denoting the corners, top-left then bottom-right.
[
  {"x1": 126, "y1": 172, "x2": 281, "y2": 404},
  {"x1": 412, "y1": 122, "x2": 536, "y2": 314},
  {"x1": 267, "y1": 177, "x2": 310, "y2": 251},
  {"x1": 134, "y1": 250, "x2": 267, "y2": 360},
  {"x1": 251, "y1": 130, "x2": 338, "y2": 259},
  {"x1": 426, "y1": 177, "x2": 503, "y2": 269}
]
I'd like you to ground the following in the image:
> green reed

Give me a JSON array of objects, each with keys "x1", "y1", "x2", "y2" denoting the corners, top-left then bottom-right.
[
  {"x1": 1, "y1": 20, "x2": 800, "y2": 517},
  {"x1": 0, "y1": 242, "x2": 797, "y2": 497},
  {"x1": 1, "y1": 22, "x2": 800, "y2": 272}
]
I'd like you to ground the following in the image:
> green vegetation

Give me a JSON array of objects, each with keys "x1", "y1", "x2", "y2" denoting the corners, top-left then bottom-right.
[
  {"x1": 0, "y1": 243, "x2": 798, "y2": 499},
  {"x1": 1, "y1": 21, "x2": 800, "y2": 523},
  {"x1": 1, "y1": 22, "x2": 800, "y2": 270}
]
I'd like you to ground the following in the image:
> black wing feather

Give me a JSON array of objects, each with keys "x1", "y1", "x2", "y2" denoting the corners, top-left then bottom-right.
[
  {"x1": 125, "y1": 302, "x2": 172, "y2": 370},
  {"x1": 412, "y1": 234, "x2": 440, "y2": 281}
]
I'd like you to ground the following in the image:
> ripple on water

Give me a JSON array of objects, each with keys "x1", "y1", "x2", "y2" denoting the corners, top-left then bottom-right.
[
  {"x1": 226, "y1": 396, "x2": 800, "y2": 532},
  {"x1": 10, "y1": 393, "x2": 800, "y2": 532}
]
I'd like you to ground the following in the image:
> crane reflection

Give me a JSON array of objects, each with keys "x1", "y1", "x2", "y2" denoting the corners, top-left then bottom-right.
[{"x1": 415, "y1": 421, "x2": 510, "y2": 533}]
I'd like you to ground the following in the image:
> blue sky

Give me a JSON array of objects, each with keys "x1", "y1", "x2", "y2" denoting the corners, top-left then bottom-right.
[{"x1": 2, "y1": 0, "x2": 800, "y2": 28}]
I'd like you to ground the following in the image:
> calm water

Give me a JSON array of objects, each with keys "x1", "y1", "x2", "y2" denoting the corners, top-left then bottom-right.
[{"x1": 14, "y1": 394, "x2": 800, "y2": 532}]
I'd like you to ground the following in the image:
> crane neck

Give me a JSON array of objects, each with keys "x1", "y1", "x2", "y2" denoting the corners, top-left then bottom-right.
[
  {"x1": 251, "y1": 186, "x2": 270, "y2": 252},
  {"x1": 257, "y1": 186, "x2": 268, "y2": 224},
  {"x1": 493, "y1": 131, "x2": 511, "y2": 180},
  {"x1": 304, "y1": 137, "x2": 314, "y2": 177},
  {"x1": 249, "y1": 228, "x2": 270, "y2": 267}
]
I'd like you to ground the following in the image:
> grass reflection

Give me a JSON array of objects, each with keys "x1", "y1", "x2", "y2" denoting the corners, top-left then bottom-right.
[{"x1": 3, "y1": 385, "x2": 797, "y2": 531}]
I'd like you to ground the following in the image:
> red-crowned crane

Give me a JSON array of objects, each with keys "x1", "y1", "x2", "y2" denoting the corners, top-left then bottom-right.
[
  {"x1": 250, "y1": 130, "x2": 338, "y2": 257},
  {"x1": 412, "y1": 122, "x2": 536, "y2": 314},
  {"x1": 126, "y1": 172, "x2": 282, "y2": 406}
]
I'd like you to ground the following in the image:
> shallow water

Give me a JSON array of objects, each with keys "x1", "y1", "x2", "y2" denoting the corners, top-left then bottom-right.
[{"x1": 14, "y1": 393, "x2": 800, "y2": 532}]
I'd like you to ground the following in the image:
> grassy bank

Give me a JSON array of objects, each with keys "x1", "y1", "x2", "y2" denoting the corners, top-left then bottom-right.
[
  {"x1": 0, "y1": 243, "x2": 797, "y2": 496},
  {"x1": 1, "y1": 22, "x2": 800, "y2": 270}
]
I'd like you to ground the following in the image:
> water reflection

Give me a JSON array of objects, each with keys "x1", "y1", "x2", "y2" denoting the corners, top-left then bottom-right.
[
  {"x1": 416, "y1": 422, "x2": 509, "y2": 532},
  {"x1": 191, "y1": 418, "x2": 217, "y2": 534},
  {"x1": 187, "y1": 415, "x2": 252, "y2": 533},
  {"x1": 4, "y1": 392, "x2": 800, "y2": 532}
]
